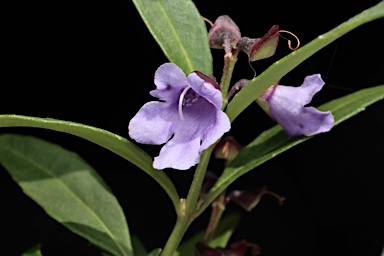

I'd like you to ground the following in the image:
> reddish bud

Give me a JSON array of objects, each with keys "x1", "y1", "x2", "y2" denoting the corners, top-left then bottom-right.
[
  {"x1": 208, "y1": 15, "x2": 241, "y2": 53},
  {"x1": 228, "y1": 185, "x2": 285, "y2": 212},
  {"x1": 214, "y1": 136, "x2": 242, "y2": 164},
  {"x1": 238, "y1": 25, "x2": 280, "y2": 61}
]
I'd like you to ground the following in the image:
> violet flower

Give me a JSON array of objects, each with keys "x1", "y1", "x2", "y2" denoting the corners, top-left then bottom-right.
[
  {"x1": 256, "y1": 74, "x2": 334, "y2": 136},
  {"x1": 128, "y1": 63, "x2": 231, "y2": 170}
]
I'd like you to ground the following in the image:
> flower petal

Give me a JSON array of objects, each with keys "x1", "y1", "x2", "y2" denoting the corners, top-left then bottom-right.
[
  {"x1": 187, "y1": 72, "x2": 223, "y2": 109},
  {"x1": 200, "y1": 110, "x2": 231, "y2": 151},
  {"x1": 268, "y1": 74, "x2": 334, "y2": 136},
  {"x1": 280, "y1": 74, "x2": 325, "y2": 106},
  {"x1": 153, "y1": 133, "x2": 201, "y2": 170},
  {"x1": 128, "y1": 101, "x2": 175, "y2": 145},
  {"x1": 273, "y1": 105, "x2": 334, "y2": 136},
  {"x1": 150, "y1": 63, "x2": 187, "y2": 102},
  {"x1": 154, "y1": 96, "x2": 230, "y2": 170}
]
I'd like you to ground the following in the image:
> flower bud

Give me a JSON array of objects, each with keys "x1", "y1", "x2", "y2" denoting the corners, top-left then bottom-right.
[
  {"x1": 208, "y1": 15, "x2": 241, "y2": 53},
  {"x1": 228, "y1": 185, "x2": 285, "y2": 212},
  {"x1": 214, "y1": 136, "x2": 242, "y2": 164},
  {"x1": 256, "y1": 74, "x2": 334, "y2": 137},
  {"x1": 238, "y1": 25, "x2": 280, "y2": 61}
]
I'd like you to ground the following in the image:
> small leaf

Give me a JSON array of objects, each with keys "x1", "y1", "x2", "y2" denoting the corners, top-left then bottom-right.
[
  {"x1": 209, "y1": 212, "x2": 241, "y2": 249},
  {"x1": 201, "y1": 84, "x2": 384, "y2": 214},
  {"x1": 22, "y1": 244, "x2": 43, "y2": 256},
  {"x1": 132, "y1": 235, "x2": 148, "y2": 256},
  {"x1": 0, "y1": 134, "x2": 133, "y2": 256},
  {"x1": 0, "y1": 115, "x2": 180, "y2": 210},
  {"x1": 174, "y1": 212, "x2": 241, "y2": 256},
  {"x1": 132, "y1": 0, "x2": 212, "y2": 74},
  {"x1": 226, "y1": 1, "x2": 384, "y2": 122},
  {"x1": 147, "y1": 248, "x2": 162, "y2": 256}
]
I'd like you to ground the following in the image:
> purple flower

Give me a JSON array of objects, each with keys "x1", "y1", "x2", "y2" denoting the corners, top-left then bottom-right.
[
  {"x1": 128, "y1": 63, "x2": 231, "y2": 170},
  {"x1": 256, "y1": 74, "x2": 334, "y2": 136}
]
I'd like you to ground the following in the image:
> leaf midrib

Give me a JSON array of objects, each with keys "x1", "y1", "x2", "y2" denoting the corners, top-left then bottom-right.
[
  {"x1": 4, "y1": 145, "x2": 129, "y2": 256},
  {"x1": 155, "y1": 1, "x2": 194, "y2": 72}
]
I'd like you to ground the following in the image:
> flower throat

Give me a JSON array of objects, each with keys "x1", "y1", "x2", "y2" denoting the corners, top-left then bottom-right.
[{"x1": 178, "y1": 86, "x2": 200, "y2": 120}]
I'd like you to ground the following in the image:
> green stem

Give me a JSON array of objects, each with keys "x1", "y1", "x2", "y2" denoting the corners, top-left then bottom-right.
[
  {"x1": 160, "y1": 146, "x2": 215, "y2": 255},
  {"x1": 220, "y1": 51, "x2": 239, "y2": 108},
  {"x1": 185, "y1": 145, "x2": 214, "y2": 215},
  {"x1": 161, "y1": 209, "x2": 191, "y2": 256},
  {"x1": 202, "y1": 192, "x2": 226, "y2": 243}
]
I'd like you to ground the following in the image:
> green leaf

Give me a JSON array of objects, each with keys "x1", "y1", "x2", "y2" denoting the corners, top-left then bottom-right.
[
  {"x1": 22, "y1": 244, "x2": 43, "y2": 256},
  {"x1": 147, "y1": 248, "x2": 162, "y2": 256},
  {"x1": 174, "y1": 212, "x2": 241, "y2": 256},
  {"x1": 226, "y1": 1, "x2": 384, "y2": 122},
  {"x1": 132, "y1": 0, "x2": 212, "y2": 74},
  {"x1": 208, "y1": 212, "x2": 242, "y2": 249},
  {"x1": 0, "y1": 134, "x2": 133, "y2": 256},
  {"x1": 0, "y1": 115, "x2": 180, "y2": 210},
  {"x1": 199, "y1": 84, "x2": 384, "y2": 214},
  {"x1": 132, "y1": 235, "x2": 148, "y2": 256}
]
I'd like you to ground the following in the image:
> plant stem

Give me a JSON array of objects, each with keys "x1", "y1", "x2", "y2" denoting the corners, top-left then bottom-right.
[
  {"x1": 185, "y1": 145, "x2": 214, "y2": 215},
  {"x1": 160, "y1": 146, "x2": 215, "y2": 255},
  {"x1": 220, "y1": 50, "x2": 239, "y2": 108},
  {"x1": 161, "y1": 209, "x2": 191, "y2": 256},
  {"x1": 202, "y1": 192, "x2": 226, "y2": 243}
]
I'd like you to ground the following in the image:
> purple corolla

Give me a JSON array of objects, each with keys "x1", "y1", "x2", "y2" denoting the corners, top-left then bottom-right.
[
  {"x1": 128, "y1": 63, "x2": 231, "y2": 170},
  {"x1": 257, "y1": 74, "x2": 334, "y2": 136}
]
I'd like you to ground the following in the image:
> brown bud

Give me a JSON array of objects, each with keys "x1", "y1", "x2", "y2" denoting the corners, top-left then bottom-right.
[
  {"x1": 214, "y1": 136, "x2": 242, "y2": 164},
  {"x1": 208, "y1": 15, "x2": 241, "y2": 53},
  {"x1": 238, "y1": 25, "x2": 280, "y2": 61}
]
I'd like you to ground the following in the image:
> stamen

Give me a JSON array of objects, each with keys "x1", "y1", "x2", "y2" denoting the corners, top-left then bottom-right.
[
  {"x1": 201, "y1": 16, "x2": 214, "y2": 27},
  {"x1": 276, "y1": 30, "x2": 300, "y2": 50},
  {"x1": 178, "y1": 86, "x2": 191, "y2": 121}
]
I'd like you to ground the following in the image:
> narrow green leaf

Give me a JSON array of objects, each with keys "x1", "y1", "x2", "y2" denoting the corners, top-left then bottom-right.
[
  {"x1": 147, "y1": 248, "x2": 162, "y2": 256},
  {"x1": 208, "y1": 212, "x2": 242, "y2": 249},
  {"x1": 200, "y1": 84, "x2": 384, "y2": 214},
  {"x1": 132, "y1": 0, "x2": 212, "y2": 74},
  {"x1": 22, "y1": 244, "x2": 43, "y2": 256},
  {"x1": 0, "y1": 115, "x2": 180, "y2": 210},
  {"x1": 0, "y1": 134, "x2": 133, "y2": 256},
  {"x1": 226, "y1": 1, "x2": 384, "y2": 122},
  {"x1": 132, "y1": 235, "x2": 148, "y2": 256},
  {"x1": 174, "y1": 212, "x2": 241, "y2": 256}
]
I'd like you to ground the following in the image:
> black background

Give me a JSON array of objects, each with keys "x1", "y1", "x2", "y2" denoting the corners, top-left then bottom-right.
[{"x1": 1, "y1": 0, "x2": 384, "y2": 255}]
